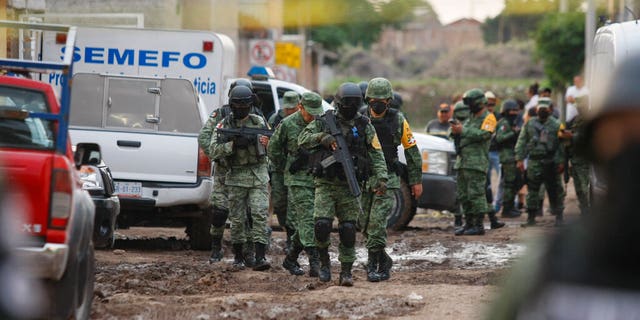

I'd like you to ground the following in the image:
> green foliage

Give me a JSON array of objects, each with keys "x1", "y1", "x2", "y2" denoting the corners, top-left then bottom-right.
[{"x1": 534, "y1": 12, "x2": 585, "y2": 88}]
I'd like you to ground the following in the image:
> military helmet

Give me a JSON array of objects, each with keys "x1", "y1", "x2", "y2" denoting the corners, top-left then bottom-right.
[
  {"x1": 335, "y1": 82, "x2": 363, "y2": 108},
  {"x1": 229, "y1": 85, "x2": 254, "y2": 106},
  {"x1": 365, "y1": 77, "x2": 393, "y2": 100},
  {"x1": 358, "y1": 81, "x2": 369, "y2": 99},
  {"x1": 453, "y1": 101, "x2": 469, "y2": 112},
  {"x1": 390, "y1": 91, "x2": 403, "y2": 110},
  {"x1": 453, "y1": 101, "x2": 470, "y2": 120},
  {"x1": 462, "y1": 88, "x2": 487, "y2": 107},
  {"x1": 501, "y1": 99, "x2": 519, "y2": 113}
]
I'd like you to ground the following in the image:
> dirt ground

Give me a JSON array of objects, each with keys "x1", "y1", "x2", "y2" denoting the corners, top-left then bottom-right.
[{"x1": 91, "y1": 183, "x2": 580, "y2": 320}]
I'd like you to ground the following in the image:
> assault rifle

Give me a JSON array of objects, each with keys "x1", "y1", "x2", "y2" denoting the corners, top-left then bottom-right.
[
  {"x1": 321, "y1": 111, "x2": 361, "y2": 197},
  {"x1": 216, "y1": 126, "x2": 273, "y2": 156}
]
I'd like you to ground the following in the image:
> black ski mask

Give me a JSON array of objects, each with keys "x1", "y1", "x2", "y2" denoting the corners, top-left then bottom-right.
[
  {"x1": 537, "y1": 108, "x2": 550, "y2": 120},
  {"x1": 370, "y1": 101, "x2": 388, "y2": 114},
  {"x1": 338, "y1": 105, "x2": 357, "y2": 120},
  {"x1": 232, "y1": 105, "x2": 250, "y2": 119}
]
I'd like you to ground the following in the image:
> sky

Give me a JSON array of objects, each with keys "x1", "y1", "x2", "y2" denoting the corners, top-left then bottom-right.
[{"x1": 428, "y1": 0, "x2": 506, "y2": 25}]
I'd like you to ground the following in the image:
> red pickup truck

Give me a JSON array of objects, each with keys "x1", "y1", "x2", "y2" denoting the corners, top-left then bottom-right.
[{"x1": 0, "y1": 21, "x2": 96, "y2": 319}]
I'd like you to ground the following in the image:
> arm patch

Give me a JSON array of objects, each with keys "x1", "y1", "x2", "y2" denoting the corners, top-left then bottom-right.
[
  {"x1": 401, "y1": 119, "x2": 417, "y2": 148},
  {"x1": 481, "y1": 113, "x2": 497, "y2": 133}
]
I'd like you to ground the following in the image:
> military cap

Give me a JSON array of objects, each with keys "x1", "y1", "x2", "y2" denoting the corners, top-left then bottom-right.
[
  {"x1": 282, "y1": 91, "x2": 300, "y2": 109},
  {"x1": 537, "y1": 97, "x2": 552, "y2": 109},
  {"x1": 300, "y1": 92, "x2": 323, "y2": 115}
]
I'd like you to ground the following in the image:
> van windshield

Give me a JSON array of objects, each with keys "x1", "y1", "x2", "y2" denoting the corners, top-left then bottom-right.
[{"x1": 0, "y1": 85, "x2": 54, "y2": 149}]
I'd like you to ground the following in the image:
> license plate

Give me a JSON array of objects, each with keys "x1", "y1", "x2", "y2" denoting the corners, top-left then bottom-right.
[{"x1": 114, "y1": 181, "x2": 142, "y2": 198}]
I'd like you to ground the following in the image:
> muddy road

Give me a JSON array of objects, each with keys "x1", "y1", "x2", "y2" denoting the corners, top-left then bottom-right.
[{"x1": 91, "y1": 190, "x2": 578, "y2": 320}]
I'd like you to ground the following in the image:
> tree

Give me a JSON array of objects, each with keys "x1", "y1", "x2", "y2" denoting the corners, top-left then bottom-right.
[{"x1": 534, "y1": 12, "x2": 585, "y2": 89}]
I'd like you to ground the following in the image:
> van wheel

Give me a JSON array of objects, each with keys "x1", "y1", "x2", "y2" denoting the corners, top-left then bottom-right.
[
  {"x1": 386, "y1": 179, "x2": 417, "y2": 230},
  {"x1": 186, "y1": 210, "x2": 213, "y2": 250}
]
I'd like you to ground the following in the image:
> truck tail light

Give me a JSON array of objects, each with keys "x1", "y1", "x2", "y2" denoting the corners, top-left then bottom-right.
[
  {"x1": 50, "y1": 167, "x2": 72, "y2": 229},
  {"x1": 197, "y1": 147, "x2": 211, "y2": 177}
]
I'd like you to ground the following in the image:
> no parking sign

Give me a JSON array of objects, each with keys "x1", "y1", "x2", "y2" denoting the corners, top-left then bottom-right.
[{"x1": 249, "y1": 39, "x2": 274, "y2": 66}]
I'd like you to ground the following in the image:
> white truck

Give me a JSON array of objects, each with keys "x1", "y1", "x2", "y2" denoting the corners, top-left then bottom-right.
[{"x1": 40, "y1": 26, "x2": 236, "y2": 249}]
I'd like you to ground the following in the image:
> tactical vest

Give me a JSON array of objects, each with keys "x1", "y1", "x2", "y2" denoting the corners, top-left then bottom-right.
[
  {"x1": 527, "y1": 118, "x2": 559, "y2": 160},
  {"x1": 221, "y1": 115, "x2": 265, "y2": 166},
  {"x1": 370, "y1": 108, "x2": 400, "y2": 172},
  {"x1": 309, "y1": 114, "x2": 371, "y2": 181}
]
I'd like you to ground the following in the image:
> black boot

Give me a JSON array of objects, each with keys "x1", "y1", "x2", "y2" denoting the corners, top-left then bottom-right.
[
  {"x1": 209, "y1": 236, "x2": 223, "y2": 263},
  {"x1": 521, "y1": 209, "x2": 537, "y2": 227},
  {"x1": 318, "y1": 247, "x2": 331, "y2": 282},
  {"x1": 232, "y1": 243, "x2": 245, "y2": 270},
  {"x1": 463, "y1": 215, "x2": 485, "y2": 235},
  {"x1": 252, "y1": 242, "x2": 271, "y2": 271},
  {"x1": 455, "y1": 216, "x2": 472, "y2": 236},
  {"x1": 284, "y1": 227, "x2": 295, "y2": 255},
  {"x1": 378, "y1": 250, "x2": 393, "y2": 281},
  {"x1": 366, "y1": 250, "x2": 381, "y2": 282},
  {"x1": 282, "y1": 241, "x2": 304, "y2": 275},
  {"x1": 454, "y1": 215, "x2": 463, "y2": 227},
  {"x1": 339, "y1": 262, "x2": 354, "y2": 287},
  {"x1": 501, "y1": 205, "x2": 521, "y2": 218},
  {"x1": 489, "y1": 211, "x2": 505, "y2": 229},
  {"x1": 243, "y1": 241, "x2": 256, "y2": 268},
  {"x1": 305, "y1": 247, "x2": 320, "y2": 277}
]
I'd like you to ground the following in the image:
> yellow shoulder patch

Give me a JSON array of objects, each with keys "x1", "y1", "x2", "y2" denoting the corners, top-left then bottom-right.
[
  {"x1": 558, "y1": 123, "x2": 566, "y2": 137},
  {"x1": 401, "y1": 119, "x2": 418, "y2": 148},
  {"x1": 481, "y1": 113, "x2": 497, "y2": 133},
  {"x1": 371, "y1": 134, "x2": 382, "y2": 150}
]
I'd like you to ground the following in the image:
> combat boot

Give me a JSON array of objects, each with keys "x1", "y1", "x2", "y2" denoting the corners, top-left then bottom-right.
[
  {"x1": 339, "y1": 262, "x2": 354, "y2": 287},
  {"x1": 252, "y1": 242, "x2": 271, "y2": 271},
  {"x1": 378, "y1": 250, "x2": 393, "y2": 281},
  {"x1": 454, "y1": 215, "x2": 463, "y2": 227},
  {"x1": 232, "y1": 243, "x2": 246, "y2": 270},
  {"x1": 208, "y1": 236, "x2": 223, "y2": 263},
  {"x1": 284, "y1": 227, "x2": 295, "y2": 255},
  {"x1": 282, "y1": 241, "x2": 304, "y2": 276},
  {"x1": 318, "y1": 247, "x2": 331, "y2": 282},
  {"x1": 244, "y1": 241, "x2": 256, "y2": 268},
  {"x1": 463, "y1": 215, "x2": 485, "y2": 235},
  {"x1": 455, "y1": 216, "x2": 472, "y2": 236},
  {"x1": 521, "y1": 210, "x2": 538, "y2": 227},
  {"x1": 501, "y1": 206, "x2": 522, "y2": 218},
  {"x1": 489, "y1": 211, "x2": 505, "y2": 229},
  {"x1": 305, "y1": 247, "x2": 320, "y2": 277},
  {"x1": 366, "y1": 250, "x2": 381, "y2": 282}
]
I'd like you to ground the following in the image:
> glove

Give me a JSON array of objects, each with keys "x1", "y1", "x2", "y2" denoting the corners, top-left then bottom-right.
[
  {"x1": 319, "y1": 134, "x2": 336, "y2": 150},
  {"x1": 373, "y1": 180, "x2": 387, "y2": 195},
  {"x1": 233, "y1": 135, "x2": 251, "y2": 149}
]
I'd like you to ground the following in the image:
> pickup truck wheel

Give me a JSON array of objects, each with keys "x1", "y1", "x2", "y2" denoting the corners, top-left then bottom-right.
[
  {"x1": 73, "y1": 244, "x2": 95, "y2": 320},
  {"x1": 386, "y1": 179, "x2": 417, "y2": 230},
  {"x1": 46, "y1": 243, "x2": 94, "y2": 320},
  {"x1": 187, "y1": 210, "x2": 213, "y2": 250}
]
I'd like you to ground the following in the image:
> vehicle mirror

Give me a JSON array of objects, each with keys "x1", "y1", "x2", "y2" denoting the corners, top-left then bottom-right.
[{"x1": 74, "y1": 143, "x2": 102, "y2": 169}]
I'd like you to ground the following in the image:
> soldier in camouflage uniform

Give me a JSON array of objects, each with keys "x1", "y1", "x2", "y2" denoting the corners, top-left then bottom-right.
[
  {"x1": 299, "y1": 82, "x2": 388, "y2": 286},
  {"x1": 495, "y1": 99, "x2": 524, "y2": 218},
  {"x1": 515, "y1": 100, "x2": 566, "y2": 226},
  {"x1": 268, "y1": 92, "x2": 323, "y2": 277},
  {"x1": 561, "y1": 95, "x2": 590, "y2": 215},
  {"x1": 451, "y1": 89, "x2": 498, "y2": 236},
  {"x1": 360, "y1": 78, "x2": 422, "y2": 282},
  {"x1": 267, "y1": 91, "x2": 301, "y2": 253},
  {"x1": 199, "y1": 81, "x2": 257, "y2": 264},
  {"x1": 210, "y1": 85, "x2": 271, "y2": 271},
  {"x1": 450, "y1": 101, "x2": 470, "y2": 227}
]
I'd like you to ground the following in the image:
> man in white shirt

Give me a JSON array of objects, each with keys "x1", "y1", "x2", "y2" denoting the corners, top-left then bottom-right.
[{"x1": 565, "y1": 75, "x2": 589, "y2": 123}]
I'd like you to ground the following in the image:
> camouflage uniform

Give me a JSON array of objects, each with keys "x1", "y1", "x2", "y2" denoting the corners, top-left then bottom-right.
[
  {"x1": 268, "y1": 92, "x2": 323, "y2": 277},
  {"x1": 565, "y1": 111, "x2": 590, "y2": 215},
  {"x1": 454, "y1": 109, "x2": 497, "y2": 234},
  {"x1": 299, "y1": 104, "x2": 388, "y2": 285},
  {"x1": 360, "y1": 78, "x2": 422, "y2": 282},
  {"x1": 495, "y1": 115, "x2": 523, "y2": 217},
  {"x1": 515, "y1": 110, "x2": 566, "y2": 225},
  {"x1": 210, "y1": 105, "x2": 271, "y2": 270}
]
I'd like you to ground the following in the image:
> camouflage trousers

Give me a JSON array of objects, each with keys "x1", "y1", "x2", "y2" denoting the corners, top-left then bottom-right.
[
  {"x1": 288, "y1": 185, "x2": 316, "y2": 248},
  {"x1": 209, "y1": 170, "x2": 228, "y2": 238},
  {"x1": 359, "y1": 185, "x2": 392, "y2": 251},
  {"x1": 525, "y1": 161, "x2": 565, "y2": 215},
  {"x1": 500, "y1": 161, "x2": 522, "y2": 212},
  {"x1": 570, "y1": 159, "x2": 590, "y2": 215},
  {"x1": 457, "y1": 169, "x2": 492, "y2": 223},
  {"x1": 271, "y1": 172, "x2": 293, "y2": 231},
  {"x1": 227, "y1": 184, "x2": 270, "y2": 245},
  {"x1": 313, "y1": 183, "x2": 361, "y2": 263}
]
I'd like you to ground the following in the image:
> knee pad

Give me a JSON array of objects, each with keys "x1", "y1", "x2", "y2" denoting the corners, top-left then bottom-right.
[
  {"x1": 314, "y1": 218, "x2": 332, "y2": 243},
  {"x1": 211, "y1": 206, "x2": 229, "y2": 228},
  {"x1": 338, "y1": 221, "x2": 356, "y2": 248}
]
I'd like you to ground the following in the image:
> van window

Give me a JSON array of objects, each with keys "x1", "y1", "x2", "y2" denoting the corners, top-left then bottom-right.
[
  {"x1": 70, "y1": 73, "x2": 104, "y2": 127},
  {"x1": 0, "y1": 86, "x2": 54, "y2": 149},
  {"x1": 158, "y1": 79, "x2": 201, "y2": 133},
  {"x1": 252, "y1": 82, "x2": 275, "y2": 120},
  {"x1": 106, "y1": 78, "x2": 157, "y2": 130}
]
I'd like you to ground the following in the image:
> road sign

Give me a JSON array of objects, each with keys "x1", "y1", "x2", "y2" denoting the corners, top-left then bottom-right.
[
  {"x1": 275, "y1": 42, "x2": 301, "y2": 69},
  {"x1": 249, "y1": 39, "x2": 275, "y2": 66}
]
